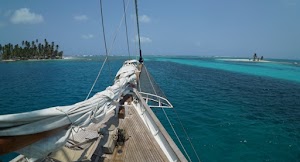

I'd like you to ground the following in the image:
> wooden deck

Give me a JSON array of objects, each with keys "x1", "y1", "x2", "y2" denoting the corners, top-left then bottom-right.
[
  {"x1": 11, "y1": 63, "x2": 186, "y2": 162},
  {"x1": 48, "y1": 103, "x2": 169, "y2": 162},
  {"x1": 91, "y1": 105, "x2": 169, "y2": 162}
]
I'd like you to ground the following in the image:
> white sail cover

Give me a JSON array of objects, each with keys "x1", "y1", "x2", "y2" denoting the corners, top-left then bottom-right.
[{"x1": 0, "y1": 60, "x2": 138, "y2": 159}]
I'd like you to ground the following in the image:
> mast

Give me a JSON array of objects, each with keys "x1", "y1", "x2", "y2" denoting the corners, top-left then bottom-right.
[{"x1": 134, "y1": 0, "x2": 143, "y2": 63}]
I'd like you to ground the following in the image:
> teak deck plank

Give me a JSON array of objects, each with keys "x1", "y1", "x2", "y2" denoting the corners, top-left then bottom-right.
[
  {"x1": 49, "y1": 103, "x2": 169, "y2": 162},
  {"x1": 96, "y1": 106, "x2": 169, "y2": 162}
]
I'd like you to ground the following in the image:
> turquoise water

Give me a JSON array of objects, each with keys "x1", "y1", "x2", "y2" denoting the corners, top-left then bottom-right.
[
  {"x1": 1, "y1": 56, "x2": 300, "y2": 161},
  {"x1": 154, "y1": 57, "x2": 300, "y2": 83}
]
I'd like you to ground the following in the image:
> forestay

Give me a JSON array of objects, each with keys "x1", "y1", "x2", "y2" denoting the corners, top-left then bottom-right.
[{"x1": 0, "y1": 60, "x2": 139, "y2": 160}]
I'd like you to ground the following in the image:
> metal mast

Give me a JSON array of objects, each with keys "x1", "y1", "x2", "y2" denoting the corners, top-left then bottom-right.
[{"x1": 134, "y1": 0, "x2": 143, "y2": 63}]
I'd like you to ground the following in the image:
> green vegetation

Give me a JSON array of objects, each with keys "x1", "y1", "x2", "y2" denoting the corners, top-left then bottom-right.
[
  {"x1": 252, "y1": 53, "x2": 264, "y2": 61},
  {"x1": 0, "y1": 39, "x2": 63, "y2": 60}
]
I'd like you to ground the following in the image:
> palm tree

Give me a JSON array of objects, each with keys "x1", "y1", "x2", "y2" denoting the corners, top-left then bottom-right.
[
  {"x1": 253, "y1": 53, "x2": 257, "y2": 61},
  {"x1": 34, "y1": 45, "x2": 38, "y2": 59},
  {"x1": 41, "y1": 44, "x2": 45, "y2": 59},
  {"x1": 38, "y1": 43, "x2": 42, "y2": 59},
  {"x1": 0, "y1": 44, "x2": 3, "y2": 59},
  {"x1": 14, "y1": 44, "x2": 20, "y2": 59},
  {"x1": 54, "y1": 45, "x2": 59, "y2": 58},
  {"x1": 25, "y1": 41, "x2": 30, "y2": 59},
  {"x1": 58, "y1": 51, "x2": 63, "y2": 59},
  {"x1": 8, "y1": 43, "x2": 13, "y2": 59},
  {"x1": 2, "y1": 45, "x2": 7, "y2": 59},
  {"x1": 51, "y1": 42, "x2": 54, "y2": 58},
  {"x1": 46, "y1": 44, "x2": 51, "y2": 59},
  {"x1": 44, "y1": 39, "x2": 49, "y2": 58},
  {"x1": 1, "y1": 39, "x2": 63, "y2": 60}
]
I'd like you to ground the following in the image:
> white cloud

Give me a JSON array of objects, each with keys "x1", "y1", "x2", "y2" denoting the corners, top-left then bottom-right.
[
  {"x1": 74, "y1": 15, "x2": 88, "y2": 21},
  {"x1": 139, "y1": 15, "x2": 150, "y2": 23},
  {"x1": 82, "y1": 34, "x2": 94, "y2": 39},
  {"x1": 140, "y1": 36, "x2": 152, "y2": 43},
  {"x1": 10, "y1": 8, "x2": 43, "y2": 24},
  {"x1": 134, "y1": 35, "x2": 152, "y2": 43},
  {"x1": 131, "y1": 14, "x2": 151, "y2": 23}
]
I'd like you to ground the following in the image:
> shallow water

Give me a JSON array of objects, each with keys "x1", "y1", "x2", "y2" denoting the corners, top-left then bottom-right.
[{"x1": 1, "y1": 56, "x2": 300, "y2": 161}]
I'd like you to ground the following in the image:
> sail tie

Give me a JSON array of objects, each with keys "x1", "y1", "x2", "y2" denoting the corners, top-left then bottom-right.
[{"x1": 56, "y1": 108, "x2": 75, "y2": 126}]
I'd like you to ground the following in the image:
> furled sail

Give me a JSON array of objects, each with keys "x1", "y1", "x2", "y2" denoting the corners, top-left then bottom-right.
[{"x1": 0, "y1": 60, "x2": 138, "y2": 159}]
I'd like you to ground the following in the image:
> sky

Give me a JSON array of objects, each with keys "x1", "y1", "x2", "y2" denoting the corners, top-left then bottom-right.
[{"x1": 0, "y1": 0, "x2": 299, "y2": 59}]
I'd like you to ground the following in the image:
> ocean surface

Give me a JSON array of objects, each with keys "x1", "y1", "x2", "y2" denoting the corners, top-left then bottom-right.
[{"x1": 0, "y1": 56, "x2": 300, "y2": 162}]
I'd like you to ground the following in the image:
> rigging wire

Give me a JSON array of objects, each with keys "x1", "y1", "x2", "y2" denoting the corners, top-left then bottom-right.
[
  {"x1": 143, "y1": 65, "x2": 193, "y2": 162},
  {"x1": 123, "y1": 0, "x2": 131, "y2": 59},
  {"x1": 146, "y1": 70, "x2": 201, "y2": 161},
  {"x1": 130, "y1": 0, "x2": 139, "y2": 61},
  {"x1": 86, "y1": 0, "x2": 130, "y2": 99},
  {"x1": 86, "y1": 0, "x2": 110, "y2": 100},
  {"x1": 134, "y1": 0, "x2": 143, "y2": 63},
  {"x1": 86, "y1": 57, "x2": 108, "y2": 100},
  {"x1": 160, "y1": 83, "x2": 201, "y2": 161},
  {"x1": 84, "y1": 0, "x2": 201, "y2": 161},
  {"x1": 133, "y1": 7, "x2": 139, "y2": 61},
  {"x1": 99, "y1": 0, "x2": 112, "y2": 81},
  {"x1": 173, "y1": 108, "x2": 201, "y2": 161},
  {"x1": 105, "y1": 0, "x2": 130, "y2": 58}
]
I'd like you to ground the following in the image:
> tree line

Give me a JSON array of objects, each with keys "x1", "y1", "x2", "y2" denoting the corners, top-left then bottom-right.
[
  {"x1": 253, "y1": 53, "x2": 264, "y2": 61},
  {"x1": 0, "y1": 39, "x2": 63, "y2": 60}
]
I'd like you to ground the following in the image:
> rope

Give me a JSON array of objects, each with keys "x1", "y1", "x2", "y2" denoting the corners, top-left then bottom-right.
[
  {"x1": 105, "y1": 0, "x2": 130, "y2": 59},
  {"x1": 86, "y1": 57, "x2": 108, "y2": 100},
  {"x1": 85, "y1": 0, "x2": 110, "y2": 100},
  {"x1": 143, "y1": 65, "x2": 192, "y2": 162},
  {"x1": 56, "y1": 108, "x2": 74, "y2": 125},
  {"x1": 105, "y1": 0, "x2": 130, "y2": 56},
  {"x1": 143, "y1": 65, "x2": 157, "y2": 95},
  {"x1": 173, "y1": 108, "x2": 201, "y2": 161},
  {"x1": 86, "y1": 0, "x2": 130, "y2": 99},
  {"x1": 143, "y1": 65, "x2": 201, "y2": 161},
  {"x1": 123, "y1": 0, "x2": 131, "y2": 59},
  {"x1": 99, "y1": 0, "x2": 112, "y2": 81}
]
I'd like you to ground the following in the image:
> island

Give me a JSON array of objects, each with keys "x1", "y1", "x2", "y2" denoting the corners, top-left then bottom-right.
[
  {"x1": 0, "y1": 39, "x2": 63, "y2": 61},
  {"x1": 216, "y1": 53, "x2": 269, "y2": 63},
  {"x1": 252, "y1": 53, "x2": 264, "y2": 62}
]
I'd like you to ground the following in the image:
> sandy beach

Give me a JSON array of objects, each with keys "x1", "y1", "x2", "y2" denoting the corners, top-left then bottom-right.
[{"x1": 217, "y1": 58, "x2": 271, "y2": 63}]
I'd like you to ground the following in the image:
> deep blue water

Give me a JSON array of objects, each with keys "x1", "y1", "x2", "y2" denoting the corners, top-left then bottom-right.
[{"x1": 1, "y1": 56, "x2": 300, "y2": 162}]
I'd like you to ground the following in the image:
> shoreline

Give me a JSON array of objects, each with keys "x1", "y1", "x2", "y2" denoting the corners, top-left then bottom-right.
[
  {"x1": 1, "y1": 58, "x2": 64, "y2": 62},
  {"x1": 1, "y1": 59, "x2": 16, "y2": 62},
  {"x1": 216, "y1": 58, "x2": 271, "y2": 63}
]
